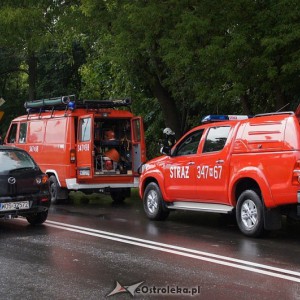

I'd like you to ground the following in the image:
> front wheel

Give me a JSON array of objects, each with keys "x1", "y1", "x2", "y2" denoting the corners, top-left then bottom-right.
[
  {"x1": 143, "y1": 182, "x2": 169, "y2": 221},
  {"x1": 236, "y1": 190, "x2": 265, "y2": 237},
  {"x1": 26, "y1": 211, "x2": 48, "y2": 225}
]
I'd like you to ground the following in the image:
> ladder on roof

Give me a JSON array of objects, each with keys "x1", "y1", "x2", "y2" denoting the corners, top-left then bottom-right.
[{"x1": 25, "y1": 95, "x2": 132, "y2": 116}]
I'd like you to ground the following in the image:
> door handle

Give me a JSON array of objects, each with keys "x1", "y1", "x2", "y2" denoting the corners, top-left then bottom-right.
[
  {"x1": 216, "y1": 159, "x2": 224, "y2": 164},
  {"x1": 188, "y1": 161, "x2": 195, "y2": 165}
]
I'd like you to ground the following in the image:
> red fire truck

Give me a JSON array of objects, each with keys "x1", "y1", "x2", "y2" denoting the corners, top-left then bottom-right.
[
  {"x1": 5, "y1": 95, "x2": 146, "y2": 203},
  {"x1": 139, "y1": 110, "x2": 300, "y2": 237}
]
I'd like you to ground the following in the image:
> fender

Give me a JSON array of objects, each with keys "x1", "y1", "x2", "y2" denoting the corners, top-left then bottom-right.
[
  {"x1": 228, "y1": 166, "x2": 274, "y2": 208},
  {"x1": 139, "y1": 164, "x2": 166, "y2": 199},
  {"x1": 45, "y1": 169, "x2": 65, "y2": 187}
]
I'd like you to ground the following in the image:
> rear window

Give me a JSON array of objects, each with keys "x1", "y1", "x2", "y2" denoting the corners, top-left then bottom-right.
[
  {"x1": 0, "y1": 150, "x2": 36, "y2": 172},
  {"x1": 132, "y1": 119, "x2": 141, "y2": 142},
  {"x1": 79, "y1": 117, "x2": 91, "y2": 142}
]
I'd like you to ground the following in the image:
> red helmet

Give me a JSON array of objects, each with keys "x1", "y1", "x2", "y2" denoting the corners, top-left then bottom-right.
[
  {"x1": 104, "y1": 148, "x2": 120, "y2": 162},
  {"x1": 104, "y1": 130, "x2": 115, "y2": 140}
]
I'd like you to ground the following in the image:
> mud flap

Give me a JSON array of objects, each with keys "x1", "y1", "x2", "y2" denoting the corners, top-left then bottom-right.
[{"x1": 263, "y1": 206, "x2": 282, "y2": 230}]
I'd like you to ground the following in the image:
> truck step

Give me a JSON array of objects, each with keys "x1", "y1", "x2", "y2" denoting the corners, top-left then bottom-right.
[{"x1": 167, "y1": 201, "x2": 234, "y2": 214}]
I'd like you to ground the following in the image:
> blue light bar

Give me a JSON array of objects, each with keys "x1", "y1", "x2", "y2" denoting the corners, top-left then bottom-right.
[
  {"x1": 68, "y1": 101, "x2": 76, "y2": 110},
  {"x1": 201, "y1": 115, "x2": 249, "y2": 123}
]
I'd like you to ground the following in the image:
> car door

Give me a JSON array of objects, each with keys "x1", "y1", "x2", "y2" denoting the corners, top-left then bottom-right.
[
  {"x1": 164, "y1": 129, "x2": 204, "y2": 200},
  {"x1": 131, "y1": 117, "x2": 146, "y2": 174},
  {"x1": 76, "y1": 114, "x2": 94, "y2": 179},
  {"x1": 195, "y1": 125, "x2": 232, "y2": 204}
]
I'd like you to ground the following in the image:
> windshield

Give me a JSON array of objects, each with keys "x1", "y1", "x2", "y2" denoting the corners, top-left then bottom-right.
[{"x1": 0, "y1": 150, "x2": 36, "y2": 172}]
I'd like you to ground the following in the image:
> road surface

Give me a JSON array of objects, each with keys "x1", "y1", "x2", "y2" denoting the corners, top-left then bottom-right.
[{"x1": 1, "y1": 191, "x2": 300, "y2": 299}]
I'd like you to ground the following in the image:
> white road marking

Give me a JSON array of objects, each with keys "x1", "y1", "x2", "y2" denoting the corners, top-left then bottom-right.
[{"x1": 35, "y1": 219, "x2": 300, "y2": 283}]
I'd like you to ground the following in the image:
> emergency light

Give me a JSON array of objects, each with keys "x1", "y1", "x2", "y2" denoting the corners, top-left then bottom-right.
[
  {"x1": 68, "y1": 101, "x2": 76, "y2": 110},
  {"x1": 201, "y1": 114, "x2": 250, "y2": 123}
]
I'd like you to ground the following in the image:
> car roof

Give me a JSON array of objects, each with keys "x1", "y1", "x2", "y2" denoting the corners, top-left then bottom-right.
[{"x1": 0, "y1": 145, "x2": 23, "y2": 151}]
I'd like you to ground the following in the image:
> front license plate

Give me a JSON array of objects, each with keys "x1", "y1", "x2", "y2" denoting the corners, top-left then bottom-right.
[{"x1": 0, "y1": 201, "x2": 30, "y2": 211}]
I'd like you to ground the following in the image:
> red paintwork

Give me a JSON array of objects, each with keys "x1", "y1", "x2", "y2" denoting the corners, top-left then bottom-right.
[
  {"x1": 139, "y1": 113, "x2": 300, "y2": 209},
  {"x1": 5, "y1": 107, "x2": 146, "y2": 191}
]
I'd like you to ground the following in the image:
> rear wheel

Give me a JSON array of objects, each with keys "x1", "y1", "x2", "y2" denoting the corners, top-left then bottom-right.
[
  {"x1": 110, "y1": 192, "x2": 125, "y2": 203},
  {"x1": 49, "y1": 175, "x2": 69, "y2": 204},
  {"x1": 110, "y1": 188, "x2": 130, "y2": 203},
  {"x1": 49, "y1": 175, "x2": 59, "y2": 204},
  {"x1": 26, "y1": 211, "x2": 48, "y2": 225},
  {"x1": 236, "y1": 190, "x2": 265, "y2": 237},
  {"x1": 143, "y1": 182, "x2": 169, "y2": 221}
]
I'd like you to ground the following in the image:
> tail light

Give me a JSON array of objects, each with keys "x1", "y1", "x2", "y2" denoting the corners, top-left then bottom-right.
[
  {"x1": 70, "y1": 149, "x2": 76, "y2": 163},
  {"x1": 292, "y1": 160, "x2": 300, "y2": 185}
]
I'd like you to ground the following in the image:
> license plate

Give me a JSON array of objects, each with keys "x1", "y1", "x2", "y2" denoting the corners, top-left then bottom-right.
[
  {"x1": 79, "y1": 169, "x2": 90, "y2": 176},
  {"x1": 0, "y1": 201, "x2": 30, "y2": 211}
]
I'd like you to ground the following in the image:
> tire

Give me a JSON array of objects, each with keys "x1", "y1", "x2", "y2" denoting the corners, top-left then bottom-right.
[
  {"x1": 110, "y1": 191, "x2": 126, "y2": 203},
  {"x1": 26, "y1": 211, "x2": 48, "y2": 225},
  {"x1": 143, "y1": 182, "x2": 169, "y2": 221},
  {"x1": 49, "y1": 175, "x2": 59, "y2": 204},
  {"x1": 236, "y1": 190, "x2": 265, "y2": 237},
  {"x1": 110, "y1": 188, "x2": 130, "y2": 203},
  {"x1": 49, "y1": 175, "x2": 69, "y2": 204}
]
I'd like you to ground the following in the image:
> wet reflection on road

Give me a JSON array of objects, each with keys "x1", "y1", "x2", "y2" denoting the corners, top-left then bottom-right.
[{"x1": 1, "y1": 193, "x2": 300, "y2": 299}]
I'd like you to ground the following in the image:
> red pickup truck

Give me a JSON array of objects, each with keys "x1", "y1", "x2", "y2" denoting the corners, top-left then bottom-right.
[{"x1": 139, "y1": 110, "x2": 300, "y2": 237}]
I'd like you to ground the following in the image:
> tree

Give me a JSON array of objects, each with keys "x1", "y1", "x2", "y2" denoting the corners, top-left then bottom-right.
[
  {"x1": 0, "y1": 0, "x2": 83, "y2": 101},
  {"x1": 78, "y1": 0, "x2": 300, "y2": 137},
  {"x1": 1, "y1": 0, "x2": 300, "y2": 155},
  {"x1": 79, "y1": 0, "x2": 186, "y2": 137},
  {"x1": 162, "y1": 0, "x2": 300, "y2": 115}
]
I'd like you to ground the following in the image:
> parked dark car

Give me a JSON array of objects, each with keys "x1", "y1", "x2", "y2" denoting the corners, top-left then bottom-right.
[{"x1": 0, "y1": 146, "x2": 50, "y2": 224}]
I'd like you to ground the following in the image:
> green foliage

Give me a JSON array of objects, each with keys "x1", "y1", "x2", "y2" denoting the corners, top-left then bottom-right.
[
  {"x1": 1, "y1": 0, "x2": 300, "y2": 155},
  {"x1": 36, "y1": 43, "x2": 86, "y2": 98}
]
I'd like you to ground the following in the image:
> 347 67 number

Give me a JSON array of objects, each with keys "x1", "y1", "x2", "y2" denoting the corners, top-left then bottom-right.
[{"x1": 197, "y1": 165, "x2": 223, "y2": 180}]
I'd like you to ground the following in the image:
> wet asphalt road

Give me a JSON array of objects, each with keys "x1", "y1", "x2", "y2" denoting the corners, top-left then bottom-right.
[{"x1": 1, "y1": 191, "x2": 300, "y2": 300}]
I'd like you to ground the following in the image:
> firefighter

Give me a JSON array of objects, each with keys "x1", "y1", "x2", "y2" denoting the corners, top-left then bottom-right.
[
  {"x1": 104, "y1": 129, "x2": 116, "y2": 141},
  {"x1": 160, "y1": 127, "x2": 176, "y2": 154}
]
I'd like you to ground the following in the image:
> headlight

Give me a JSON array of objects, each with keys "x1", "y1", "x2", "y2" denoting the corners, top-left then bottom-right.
[
  {"x1": 36, "y1": 174, "x2": 48, "y2": 185},
  {"x1": 138, "y1": 163, "x2": 149, "y2": 174}
]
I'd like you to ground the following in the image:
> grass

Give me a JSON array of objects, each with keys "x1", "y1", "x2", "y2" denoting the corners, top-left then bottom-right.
[{"x1": 68, "y1": 188, "x2": 140, "y2": 205}]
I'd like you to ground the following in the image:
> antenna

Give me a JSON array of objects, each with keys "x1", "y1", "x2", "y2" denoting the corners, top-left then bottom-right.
[
  {"x1": 276, "y1": 103, "x2": 289, "y2": 112},
  {"x1": 295, "y1": 104, "x2": 300, "y2": 117}
]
